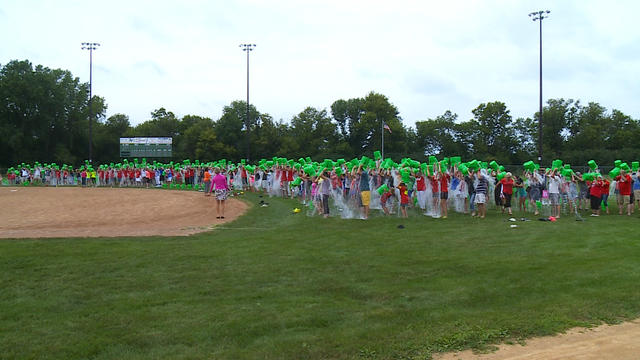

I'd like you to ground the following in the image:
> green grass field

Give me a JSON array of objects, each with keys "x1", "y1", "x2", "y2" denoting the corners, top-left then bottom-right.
[{"x1": 2, "y1": 193, "x2": 640, "y2": 359}]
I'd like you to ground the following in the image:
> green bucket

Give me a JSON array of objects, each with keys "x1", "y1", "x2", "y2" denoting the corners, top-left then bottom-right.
[
  {"x1": 377, "y1": 184, "x2": 389, "y2": 195},
  {"x1": 609, "y1": 168, "x2": 621, "y2": 178}
]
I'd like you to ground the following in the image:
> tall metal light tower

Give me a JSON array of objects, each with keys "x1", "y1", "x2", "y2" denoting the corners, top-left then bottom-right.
[
  {"x1": 239, "y1": 43, "x2": 256, "y2": 162},
  {"x1": 81, "y1": 42, "x2": 100, "y2": 163},
  {"x1": 529, "y1": 10, "x2": 550, "y2": 164}
]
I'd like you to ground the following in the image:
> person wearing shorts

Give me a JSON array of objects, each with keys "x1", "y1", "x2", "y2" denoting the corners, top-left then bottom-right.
[
  {"x1": 354, "y1": 164, "x2": 371, "y2": 219},
  {"x1": 615, "y1": 170, "x2": 632, "y2": 216},
  {"x1": 212, "y1": 168, "x2": 229, "y2": 219},
  {"x1": 318, "y1": 171, "x2": 331, "y2": 218},
  {"x1": 398, "y1": 182, "x2": 409, "y2": 218},
  {"x1": 589, "y1": 176, "x2": 603, "y2": 216},
  {"x1": 575, "y1": 173, "x2": 588, "y2": 210},
  {"x1": 438, "y1": 167, "x2": 450, "y2": 218},
  {"x1": 528, "y1": 172, "x2": 543, "y2": 215},
  {"x1": 547, "y1": 169, "x2": 562, "y2": 218},
  {"x1": 429, "y1": 174, "x2": 439, "y2": 213},
  {"x1": 474, "y1": 171, "x2": 489, "y2": 219}
]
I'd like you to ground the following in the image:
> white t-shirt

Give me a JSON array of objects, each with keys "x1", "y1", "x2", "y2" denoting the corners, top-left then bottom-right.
[{"x1": 548, "y1": 175, "x2": 561, "y2": 194}]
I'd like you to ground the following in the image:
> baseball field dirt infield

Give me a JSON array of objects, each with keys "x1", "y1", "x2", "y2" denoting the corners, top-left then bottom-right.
[
  {"x1": 436, "y1": 320, "x2": 640, "y2": 359},
  {"x1": 0, "y1": 187, "x2": 248, "y2": 238}
]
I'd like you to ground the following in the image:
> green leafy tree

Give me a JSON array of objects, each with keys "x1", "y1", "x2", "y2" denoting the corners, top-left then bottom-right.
[
  {"x1": 289, "y1": 107, "x2": 338, "y2": 159},
  {"x1": 0, "y1": 60, "x2": 99, "y2": 167},
  {"x1": 176, "y1": 115, "x2": 214, "y2": 160},
  {"x1": 330, "y1": 92, "x2": 404, "y2": 158},
  {"x1": 93, "y1": 113, "x2": 131, "y2": 163},
  {"x1": 214, "y1": 101, "x2": 259, "y2": 161},
  {"x1": 512, "y1": 117, "x2": 537, "y2": 161},
  {"x1": 469, "y1": 101, "x2": 518, "y2": 162},
  {"x1": 252, "y1": 115, "x2": 283, "y2": 160},
  {"x1": 415, "y1": 111, "x2": 470, "y2": 158}
]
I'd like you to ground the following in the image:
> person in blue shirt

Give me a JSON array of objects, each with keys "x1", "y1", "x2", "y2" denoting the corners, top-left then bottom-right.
[{"x1": 632, "y1": 170, "x2": 640, "y2": 211}]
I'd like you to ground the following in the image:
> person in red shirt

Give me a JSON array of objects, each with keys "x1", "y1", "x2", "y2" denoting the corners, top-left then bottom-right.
[
  {"x1": 128, "y1": 168, "x2": 135, "y2": 186},
  {"x1": 287, "y1": 168, "x2": 295, "y2": 196},
  {"x1": 428, "y1": 169, "x2": 439, "y2": 215},
  {"x1": 438, "y1": 165, "x2": 450, "y2": 219},
  {"x1": 615, "y1": 170, "x2": 632, "y2": 215},
  {"x1": 414, "y1": 170, "x2": 427, "y2": 211},
  {"x1": 398, "y1": 182, "x2": 409, "y2": 218},
  {"x1": 189, "y1": 167, "x2": 195, "y2": 185},
  {"x1": 80, "y1": 168, "x2": 87, "y2": 188},
  {"x1": 380, "y1": 186, "x2": 395, "y2": 216},
  {"x1": 589, "y1": 176, "x2": 603, "y2": 216},
  {"x1": 239, "y1": 166, "x2": 248, "y2": 191},
  {"x1": 500, "y1": 172, "x2": 515, "y2": 215},
  {"x1": 280, "y1": 165, "x2": 290, "y2": 198}
]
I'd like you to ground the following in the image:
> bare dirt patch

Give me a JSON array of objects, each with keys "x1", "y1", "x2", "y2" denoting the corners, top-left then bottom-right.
[
  {"x1": 436, "y1": 320, "x2": 640, "y2": 360},
  {"x1": 0, "y1": 187, "x2": 249, "y2": 238}
]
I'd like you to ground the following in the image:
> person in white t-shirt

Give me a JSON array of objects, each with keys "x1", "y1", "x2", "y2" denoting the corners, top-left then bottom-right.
[{"x1": 546, "y1": 169, "x2": 562, "y2": 218}]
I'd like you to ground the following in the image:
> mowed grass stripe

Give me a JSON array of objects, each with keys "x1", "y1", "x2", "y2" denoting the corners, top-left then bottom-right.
[{"x1": 1, "y1": 193, "x2": 640, "y2": 359}]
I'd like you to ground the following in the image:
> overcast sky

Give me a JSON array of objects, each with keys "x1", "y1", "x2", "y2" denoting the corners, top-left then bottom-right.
[{"x1": 2, "y1": 0, "x2": 638, "y2": 127}]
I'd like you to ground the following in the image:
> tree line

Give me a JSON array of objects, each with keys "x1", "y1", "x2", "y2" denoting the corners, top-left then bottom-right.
[{"x1": 2, "y1": 59, "x2": 639, "y2": 168}]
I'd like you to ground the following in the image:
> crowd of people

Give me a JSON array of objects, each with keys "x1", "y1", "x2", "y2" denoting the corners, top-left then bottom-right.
[{"x1": 4, "y1": 158, "x2": 640, "y2": 220}]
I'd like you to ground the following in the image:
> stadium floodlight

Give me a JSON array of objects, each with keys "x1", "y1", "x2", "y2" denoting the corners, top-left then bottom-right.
[
  {"x1": 240, "y1": 44, "x2": 256, "y2": 162},
  {"x1": 529, "y1": 10, "x2": 550, "y2": 164},
  {"x1": 81, "y1": 42, "x2": 101, "y2": 163}
]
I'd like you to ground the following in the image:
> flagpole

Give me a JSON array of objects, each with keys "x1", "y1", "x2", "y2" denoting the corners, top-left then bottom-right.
[{"x1": 381, "y1": 117, "x2": 384, "y2": 160}]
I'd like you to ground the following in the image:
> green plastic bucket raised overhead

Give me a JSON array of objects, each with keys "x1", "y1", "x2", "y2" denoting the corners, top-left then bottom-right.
[{"x1": 377, "y1": 184, "x2": 389, "y2": 195}]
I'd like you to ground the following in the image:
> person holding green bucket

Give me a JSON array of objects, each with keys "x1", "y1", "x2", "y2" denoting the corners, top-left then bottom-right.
[
  {"x1": 526, "y1": 170, "x2": 543, "y2": 215},
  {"x1": 435, "y1": 162, "x2": 451, "y2": 218},
  {"x1": 414, "y1": 167, "x2": 427, "y2": 211},
  {"x1": 375, "y1": 184, "x2": 393, "y2": 215},
  {"x1": 499, "y1": 172, "x2": 515, "y2": 215},
  {"x1": 614, "y1": 169, "x2": 632, "y2": 216},
  {"x1": 474, "y1": 170, "x2": 489, "y2": 218},
  {"x1": 546, "y1": 168, "x2": 562, "y2": 218},
  {"x1": 398, "y1": 180, "x2": 409, "y2": 218},
  {"x1": 316, "y1": 169, "x2": 332, "y2": 218},
  {"x1": 353, "y1": 163, "x2": 371, "y2": 220},
  {"x1": 588, "y1": 175, "x2": 604, "y2": 216}
]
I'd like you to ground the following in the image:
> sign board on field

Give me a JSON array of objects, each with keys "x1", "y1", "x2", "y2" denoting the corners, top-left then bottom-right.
[{"x1": 119, "y1": 137, "x2": 172, "y2": 158}]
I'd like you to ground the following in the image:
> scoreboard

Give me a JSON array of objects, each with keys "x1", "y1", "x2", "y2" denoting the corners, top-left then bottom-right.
[{"x1": 119, "y1": 137, "x2": 172, "y2": 158}]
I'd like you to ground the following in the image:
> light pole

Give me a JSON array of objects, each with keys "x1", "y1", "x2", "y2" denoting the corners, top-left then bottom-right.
[
  {"x1": 239, "y1": 43, "x2": 256, "y2": 162},
  {"x1": 529, "y1": 10, "x2": 550, "y2": 164},
  {"x1": 81, "y1": 42, "x2": 100, "y2": 163}
]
